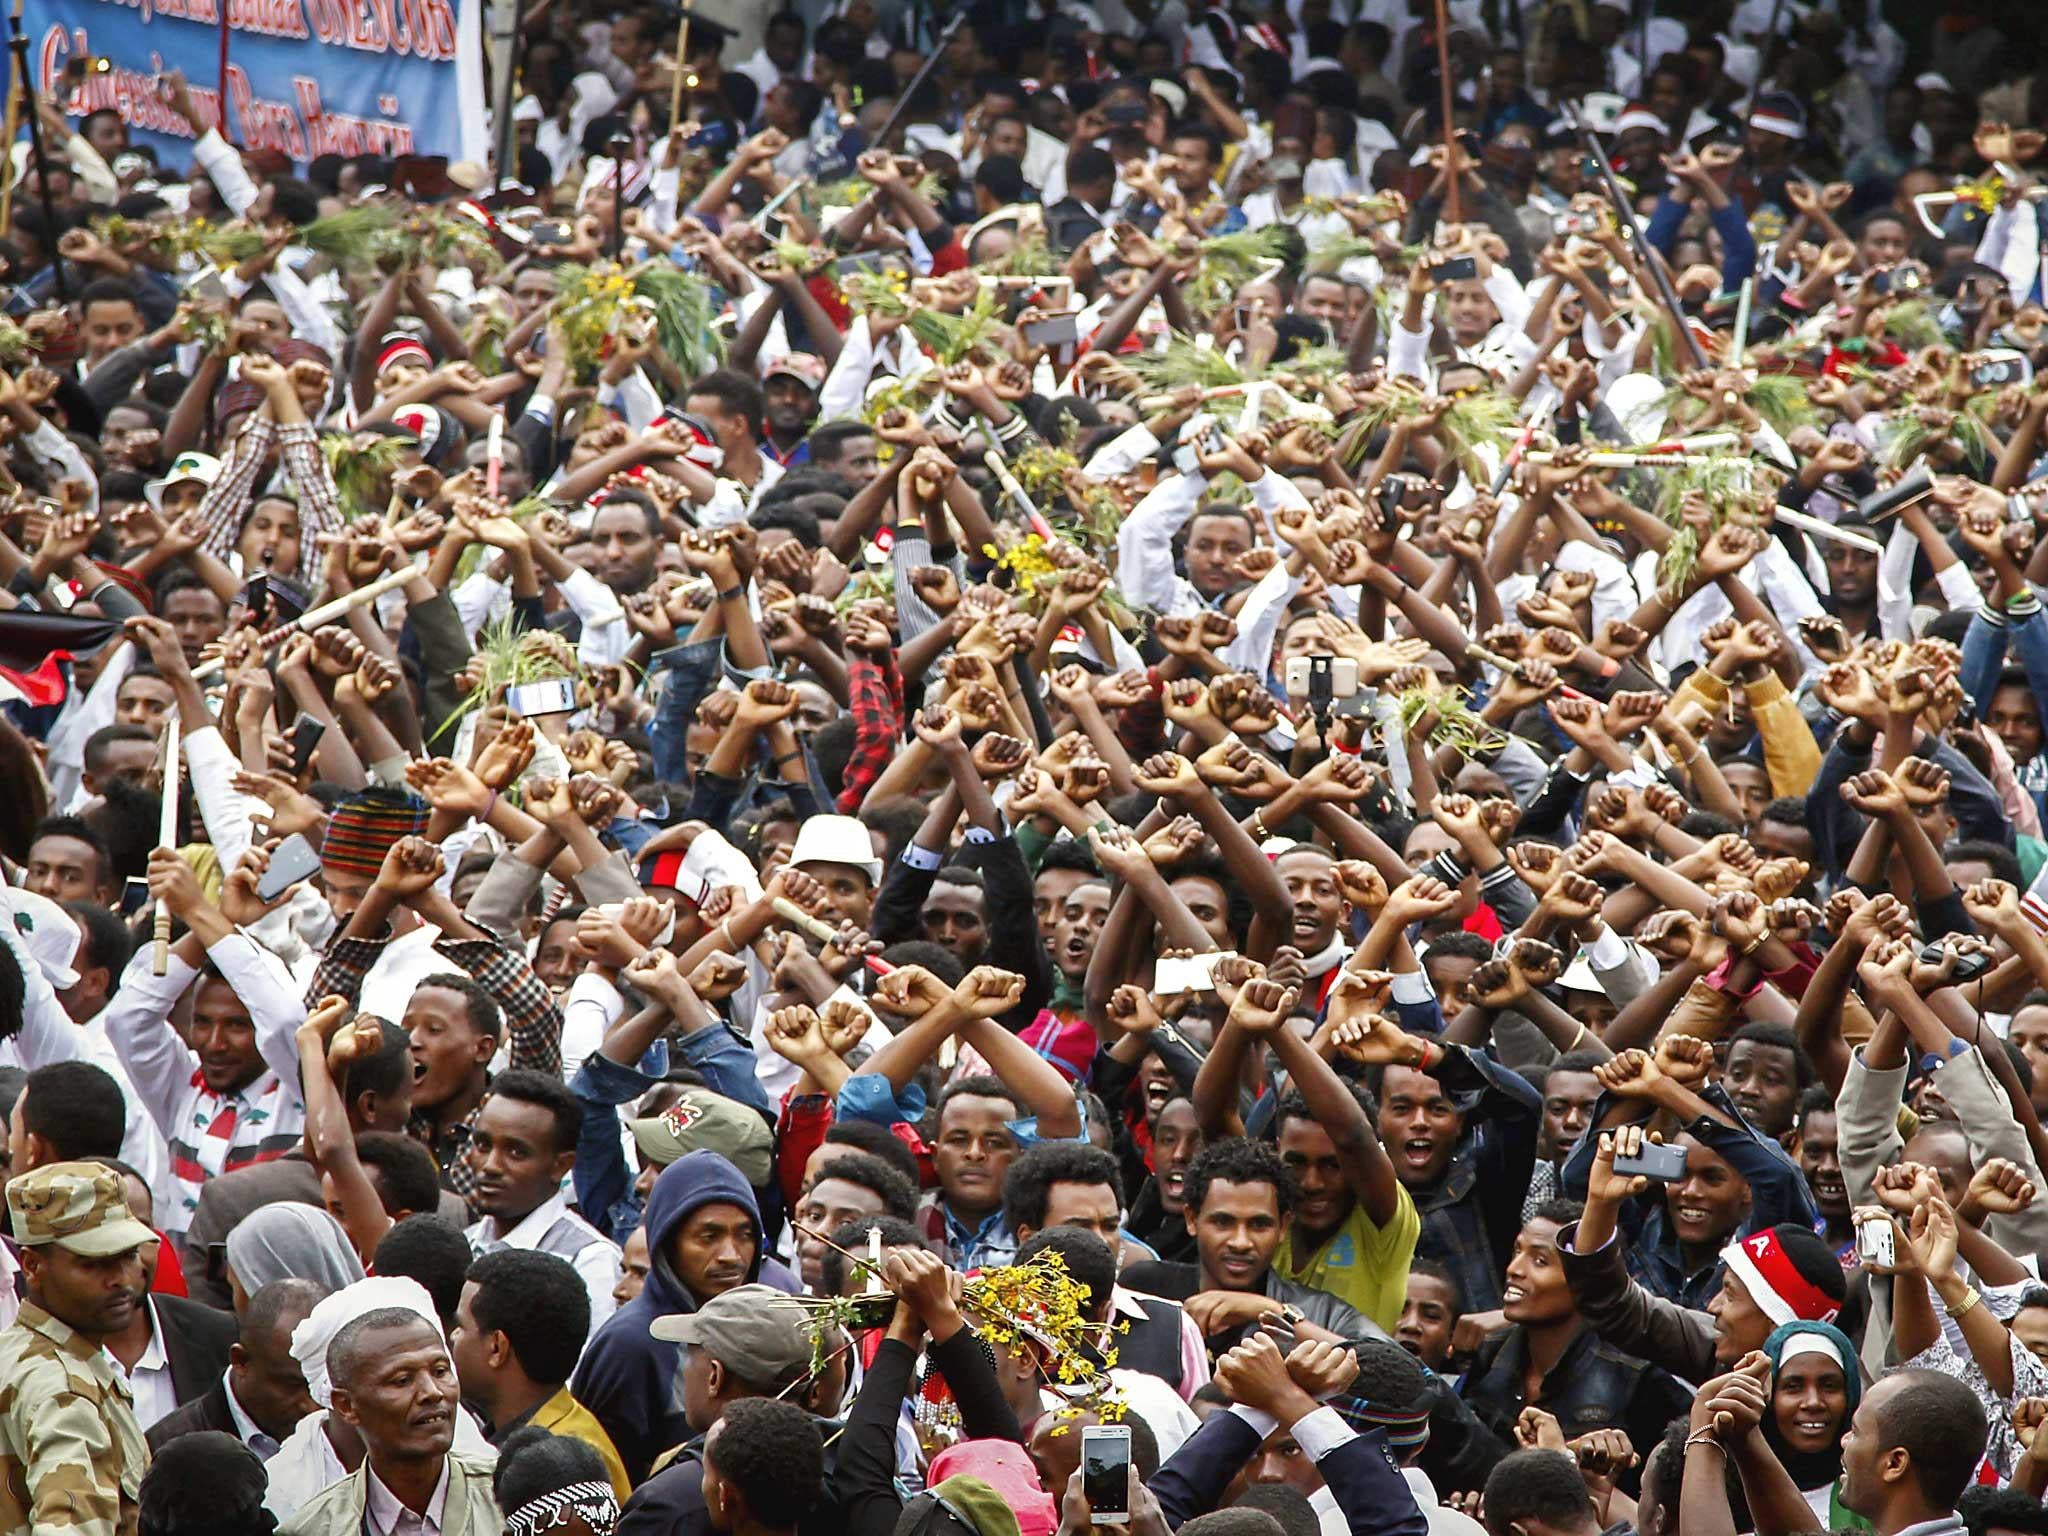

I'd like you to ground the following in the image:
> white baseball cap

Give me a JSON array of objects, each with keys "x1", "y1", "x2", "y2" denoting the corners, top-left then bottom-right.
[{"x1": 3, "y1": 886, "x2": 81, "y2": 989}]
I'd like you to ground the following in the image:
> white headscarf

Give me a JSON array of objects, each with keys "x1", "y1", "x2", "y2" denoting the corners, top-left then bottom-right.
[{"x1": 289, "y1": 1275, "x2": 446, "y2": 1412}]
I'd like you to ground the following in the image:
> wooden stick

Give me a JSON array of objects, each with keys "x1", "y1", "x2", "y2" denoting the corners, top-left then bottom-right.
[
  {"x1": 1524, "y1": 450, "x2": 1729, "y2": 467},
  {"x1": 191, "y1": 565, "x2": 417, "y2": 679},
  {"x1": 667, "y1": 0, "x2": 694, "y2": 128},
  {"x1": 1431, "y1": 0, "x2": 1461, "y2": 225},
  {"x1": 1775, "y1": 505, "x2": 1883, "y2": 552},
  {"x1": 982, "y1": 449, "x2": 1056, "y2": 541},
  {"x1": 153, "y1": 717, "x2": 181, "y2": 976}
]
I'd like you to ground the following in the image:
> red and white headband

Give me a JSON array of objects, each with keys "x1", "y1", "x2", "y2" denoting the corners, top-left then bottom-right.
[{"x1": 1723, "y1": 1229, "x2": 1840, "y2": 1327}]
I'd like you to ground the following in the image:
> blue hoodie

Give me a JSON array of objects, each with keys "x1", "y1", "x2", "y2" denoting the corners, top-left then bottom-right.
[{"x1": 571, "y1": 1149, "x2": 798, "y2": 1483}]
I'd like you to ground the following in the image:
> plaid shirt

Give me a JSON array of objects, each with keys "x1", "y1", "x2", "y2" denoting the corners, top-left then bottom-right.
[
  {"x1": 195, "y1": 415, "x2": 344, "y2": 590},
  {"x1": 308, "y1": 930, "x2": 563, "y2": 1215},
  {"x1": 835, "y1": 652, "x2": 903, "y2": 813}
]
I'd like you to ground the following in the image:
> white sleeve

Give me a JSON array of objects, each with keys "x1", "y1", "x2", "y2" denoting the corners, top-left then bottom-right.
[
  {"x1": 1081, "y1": 423, "x2": 1161, "y2": 481},
  {"x1": 206, "y1": 932, "x2": 312, "y2": 1100},
  {"x1": 183, "y1": 725, "x2": 258, "y2": 871},
  {"x1": 647, "y1": 164, "x2": 681, "y2": 232},
  {"x1": 1553, "y1": 538, "x2": 1640, "y2": 635},
  {"x1": 1247, "y1": 466, "x2": 1313, "y2": 538},
  {"x1": 575, "y1": 1241, "x2": 623, "y2": 1330},
  {"x1": 1221, "y1": 556, "x2": 1303, "y2": 674},
  {"x1": 102, "y1": 946, "x2": 201, "y2": 1134},
  {"x1": 0, "y1": 885, "x2": 83, "y2": 1069},
  {"x1": 564, "y1": 971, "x2": 627, "y2": 1084},
  {"x1": 1388, "y1": 315, "x2": 1430, "y2": 383},
  {"x1": 557, "y1": 564, "x2": 627, "y2": 631},
  {"x1": 1290, "y1": 1405, "x2": 1361, "y2": 1462},
  {"x1": 24, "y1": 421, "x2": 97, "y2": 512},
  {"x1": 192, "y1": 128, "x2": 260, "y2": 217},
  {"x1": 266, "y1": 260, "x2": 342, "y2": 362},
  {"x1": 1114, "y1": 470, "x2": 1208, "y2": 613},
  {"x1": 817, "y1": 314, "x2": 876, "y2": 423},
  {"x1": 1482, "y1": 266, "x2": 1532, "y2": 336},
  {"x1": 452, "y1": 572, "x2": 508, "y2": 639},
  {"x1": 599, "y1": 369, "x2": 663, "y2": 431}
]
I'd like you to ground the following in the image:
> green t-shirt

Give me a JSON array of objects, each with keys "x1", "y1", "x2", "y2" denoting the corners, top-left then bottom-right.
[{"x1": 1272, "y1": 1183, "x2": 1421, "y2": 1335}]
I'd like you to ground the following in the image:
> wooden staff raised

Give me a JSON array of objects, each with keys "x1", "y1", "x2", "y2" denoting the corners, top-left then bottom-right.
[
  {"x1": 153, "y1": 717, "x2": 181, "y2": 975},
  {"x1": 190, "y1": 565, "x2": 417, "y2": 681},
  {"x1": 1432, "y1": 0, "x2": 1461, "y2": 224}
]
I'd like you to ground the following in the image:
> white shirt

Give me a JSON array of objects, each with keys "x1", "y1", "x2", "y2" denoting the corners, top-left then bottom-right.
[
  {"x1": 121, "y1": 1298, "x2": 179, "y2": 1430},
  {"x1": 224, "y1": 1368, "x2": 284, "y2": 1460},
  {"x1": 365, "y1": 1458, "x2": 451, "y2": 1536},
  {"x1": 465, "y1": 1190, "x2": 622, "y2": 1334}
]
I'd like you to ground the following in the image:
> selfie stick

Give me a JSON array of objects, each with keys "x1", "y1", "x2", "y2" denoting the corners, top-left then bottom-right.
[
  {"x1": 190, "y1": 564, "x2": 417, "y2": 680},
  {"x1": 1562, "y1": 101, "x2": 1703, "y2": 369},
  {"x1": 153, "y1": 717, "x2": 180, "y2": 975},
  {"x1": 8, "y1": 0, "x2": 68, "y2": 303}
]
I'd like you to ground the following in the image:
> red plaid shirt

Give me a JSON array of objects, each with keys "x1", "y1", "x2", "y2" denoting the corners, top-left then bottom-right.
[{"x1": 836, "y1": 652, "x2": 903, "y2": 812}]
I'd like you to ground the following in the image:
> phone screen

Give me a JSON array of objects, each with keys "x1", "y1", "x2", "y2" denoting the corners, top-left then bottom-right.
[{"x1": 1082, "y1": 1427, "x2": 1132, "y2": 1521}]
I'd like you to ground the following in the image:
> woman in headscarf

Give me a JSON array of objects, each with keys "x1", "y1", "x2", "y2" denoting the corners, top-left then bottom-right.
[
  {"x1": 1762, "y1": 1319, "x2": 1869, "y2": 1530},
  {"x1": 222, "y1": 1205, "x2": 365, "y2": 1313}
]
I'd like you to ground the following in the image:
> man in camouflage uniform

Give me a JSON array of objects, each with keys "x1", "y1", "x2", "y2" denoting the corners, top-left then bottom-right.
[{"x1": 0, "y1": 1161, "x2": 154, "y2": 1536}]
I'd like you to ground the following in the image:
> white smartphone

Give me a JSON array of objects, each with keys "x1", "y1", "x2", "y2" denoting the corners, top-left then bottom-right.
[
  {"x1": 1081, "y1": 1424, "x2": 1132, "y2": 1524},
  {"x1": 505, "y1": 678, "x2": 577, "y2": 718},
  {"x1": 1855, "y1": 1218, "x2": 1894, "y2": 1269},
  {"x1": 1155, "y1": 952, "x2": 1227, "y2": 995}
]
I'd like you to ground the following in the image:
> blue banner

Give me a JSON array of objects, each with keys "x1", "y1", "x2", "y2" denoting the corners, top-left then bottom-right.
[{"x1": 31, "y1": 0, "x2": 486, "y2": 170}]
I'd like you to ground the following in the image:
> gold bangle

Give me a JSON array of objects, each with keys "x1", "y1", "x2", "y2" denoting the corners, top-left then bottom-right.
[
  {"x1": 1249, "y1": 810, "x2": 1270, "y2": 841},
  {"x1": 1568, "y1": 1023, "x2": 1589, "y2": 1052},
  {"x1": 1740, "y1": 933, "x2": 1768, "y2": 957},
  {"x1": 1947, "y1": 1285, "x2": 1982, "y2": 1319}
]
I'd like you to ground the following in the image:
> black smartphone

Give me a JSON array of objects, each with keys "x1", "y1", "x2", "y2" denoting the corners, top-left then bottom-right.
[
  {"x1": 1435, "y1": 254, "x2": 1478, "y2": 283},
  {"x1": 256, "y1": 832, "x2": 324, "y2": 901},
  {"x1": 1613, "y1": 1141, "x2": 1689, "y2": 1181},
  {"x1": 290, "y1": 714, "x2": 327, "y2": 777}
]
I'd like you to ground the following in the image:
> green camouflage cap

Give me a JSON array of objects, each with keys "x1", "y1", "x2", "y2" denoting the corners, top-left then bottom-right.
[
  {"x1": 628, "y1": 1088, "x2": 772, "y2": 1186},
  {"x1": 7, "y1": 1161, "x2": 157, "y2": 1256}
]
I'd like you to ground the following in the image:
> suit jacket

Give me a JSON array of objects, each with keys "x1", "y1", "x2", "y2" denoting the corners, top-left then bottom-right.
[
  {"x1": 1151, "y1": 1406, "x2": 1430, "y2": 1536},
  {"x1": 279, "y1": 1452, "x2": 500, "y2": 1536},
  {"x1": 146, "y1": 1378, "x2": 236, "y2": 1455},
  {"x1": 156, "y1": 1294, "x2": 238, "y2": 1411}
]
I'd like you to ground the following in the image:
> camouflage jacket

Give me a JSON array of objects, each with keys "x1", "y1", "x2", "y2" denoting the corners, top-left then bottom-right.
[{"x1": 0, "y1": 1304, "x2": 146, "y2": 1536}]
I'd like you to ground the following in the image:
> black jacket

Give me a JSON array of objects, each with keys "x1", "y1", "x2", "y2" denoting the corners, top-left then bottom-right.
[
  {"x1": 1459, "y1": 1323, "x2": 1693, "y2": 1472},
  {"x1": 156, "y1": 1294, "x2": 238, "y2": 1411},
  {"x1": 871, "y1": 832, "x2": 1050, "y2": 1031},
  {"x1": 146, "y1": 1378, "x2": 238, "y2": 1455},
  {"x1": 1150, "y1": 1400, "x2": 1431, "y2": 1536}
]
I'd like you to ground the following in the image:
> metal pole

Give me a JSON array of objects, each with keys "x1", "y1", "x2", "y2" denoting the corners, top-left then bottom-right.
[
  {"x1": 489, "y1": 0, "x2": 522, "y2": 186},
  {"x1": 873, "y1": 13, "x2": 964, "y2": 150},
  {"x1": 1431, "y1": 0, "x2": 1461, "y2": 224},
  {"x1": 7, "y1": 8, "x2": 66, "y2": 303},
  {"x1": 1562, "y1": 100, "x2": 1703, "y2": 368}
]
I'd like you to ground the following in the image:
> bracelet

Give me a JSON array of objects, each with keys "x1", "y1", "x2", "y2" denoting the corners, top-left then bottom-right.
[
  {"x1": 773, "y1": 749, "x2": 803, "y2": 765},
  {"x1": 1568, "y1": 1023, "x2": 1589, "y2": 1052},
  {"x1": 1740, "y1": 933, "x2": 1769, "y2": 957},
  {"x1": 1248, "y1": 810, "x2": 1271, "y2": 841},
  {"x1": 716, "y1": 585, "x2": 742, "y2": 602},
  {"x1": 1947, "y1": 1285, "x2": 1982, "y2": 1319},
  {"x1": 481, "y1": 788, "x2": 498, "y2": 822},
  {"x1": 1683, "y1": 1430, "x2": 1728, "y2": 1457},
  {"x1": 718, "y1": 919, "x2": 737, "y2": 949}
]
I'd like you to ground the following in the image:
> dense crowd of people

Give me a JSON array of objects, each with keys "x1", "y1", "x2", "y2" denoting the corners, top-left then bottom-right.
[{"x1": 2, "y1": 3, "x2": 2048, "y2": 1536}]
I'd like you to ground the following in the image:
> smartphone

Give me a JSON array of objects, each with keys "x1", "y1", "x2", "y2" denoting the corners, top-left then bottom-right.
[
  {"x1": 1871, "y1": 266, "x2": 1921, "y2": 297},
  {"x1": 1283, "y1": 654, "x2": 1361, "y2": 702},
  {"x1": 1104, "y1": 102, "x2": 1149, "y2": 128},
  {"x1": 257, "y1": 832, "x2": 323, "y2": 901},
  {"x1": 530, "y1": 221, "x2": 573, "y2": 247},
  {"x1": 1022, "y1": 313, "x2": 1080, "y2": 349},
  {"x1": 1612, "y1": 1140, "x2": 1689, "y2": 1182},
  {"x1": 505, "y1": 678, "x2": 578, "y2": 718},
  {"x1": 1435, "y1": 254, "x2": 1478, "y2": 283},
  {"x1": 121, "y1": 875, "x2": 149, "y2": 916},
  {"x1": 290, "y1": 715, "x2": 327, "y2": 777},
  {"x1": 1856, "y1": 1217, "x2": 1895, "y2": 1269},
  {"x1": 1081, "y1": 1425, "x2": 1132, "y2": 1523},
  {"x1": 1917, "y1": 940, "x2": 1992, "y2": 983},
  {"x1": 1155, "y1": 952, "x2": 1222, "y2": 994},
  {"x1": 1973, "y1": 354, "x2": 2033, "y2": 389}
]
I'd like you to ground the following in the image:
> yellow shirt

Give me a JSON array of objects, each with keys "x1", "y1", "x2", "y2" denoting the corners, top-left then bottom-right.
[
  {"x1": 1273, "y1": 1184, "x2": 1421, "y2": 1334},
  {"x1": 533, "y1": 1386, "x2": 632, "y2": 1500}
]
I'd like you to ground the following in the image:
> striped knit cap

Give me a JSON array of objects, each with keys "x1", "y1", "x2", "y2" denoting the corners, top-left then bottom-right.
[{"x1": 319, "y1": 787, "x2": 428, "y2": 879}]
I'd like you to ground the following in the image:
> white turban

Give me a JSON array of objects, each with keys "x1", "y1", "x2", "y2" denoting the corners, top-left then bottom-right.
[{"x1": 289, "y1": 1276, "x2": 446, "y2": 1412}]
